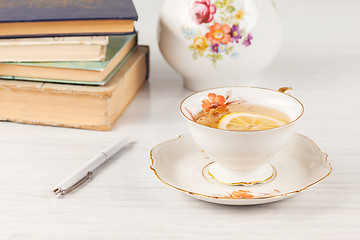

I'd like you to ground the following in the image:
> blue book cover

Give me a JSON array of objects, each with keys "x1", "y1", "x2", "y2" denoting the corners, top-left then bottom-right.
[{"x1": 0, "y1": 0, "x2": 138, "y2": 22}]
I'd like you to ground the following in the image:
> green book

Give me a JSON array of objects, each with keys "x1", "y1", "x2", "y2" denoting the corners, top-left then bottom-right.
[{"x1": 0, "y1": 34, "x2": 138, "y2": 86}]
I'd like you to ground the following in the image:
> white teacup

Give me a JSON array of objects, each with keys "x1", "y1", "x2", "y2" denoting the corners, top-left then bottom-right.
[{"x1": 180, "y1": 86, "x2": 304, "y2": 186}]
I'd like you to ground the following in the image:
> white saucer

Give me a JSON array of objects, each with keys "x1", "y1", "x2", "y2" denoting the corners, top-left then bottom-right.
[{"x1": 150, "y1": 133, "x2": 332, "y2": 205}]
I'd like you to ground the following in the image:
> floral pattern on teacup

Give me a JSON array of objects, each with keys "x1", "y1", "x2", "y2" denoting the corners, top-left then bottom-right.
[{"x1": 181, "y1": 0, "x2": 254, "y2": 67}]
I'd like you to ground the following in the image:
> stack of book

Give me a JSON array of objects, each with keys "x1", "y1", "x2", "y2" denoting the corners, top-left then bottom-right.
[{"x1": 0, "y1": 0, "x2": 149, "y2": 131}]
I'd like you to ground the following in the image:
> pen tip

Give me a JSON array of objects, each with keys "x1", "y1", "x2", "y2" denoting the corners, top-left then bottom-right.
[{"x1": 53, "y1": 188, "x2": 62, "y2": 196}]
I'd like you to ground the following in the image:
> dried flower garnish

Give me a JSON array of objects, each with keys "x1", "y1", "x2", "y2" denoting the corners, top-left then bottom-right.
[
  {"x1": 201, "y1": 90, "x2": 246, "y2": 112},
  {"x1": 184, "y1": 107, "x2": 197, "y2": 121},
  {"x1": 202, "y1": 93, "x2": 227, "y2": 112}
]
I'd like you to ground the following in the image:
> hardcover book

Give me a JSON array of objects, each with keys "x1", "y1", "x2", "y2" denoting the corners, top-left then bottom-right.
[
  {"x1": 0, "y1": 0, "x2": 138, "y2": 38},
  {"x1": 0, "y1": 34, "x2": 137, "y2": 84},
  {"x1": 0, "y1": 36, "x2": 109, "y2": 62},
  {"x1": 0, "y1": 46, "x2": 149, "y2": 131}
]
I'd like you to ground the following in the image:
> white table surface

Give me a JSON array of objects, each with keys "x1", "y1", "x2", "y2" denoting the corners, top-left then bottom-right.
[{"x1": 1, "y1": 0, "x2": 360, "y2": 239}]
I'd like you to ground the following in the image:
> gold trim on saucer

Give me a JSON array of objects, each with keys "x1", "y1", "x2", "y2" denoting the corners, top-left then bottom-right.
[
  {"x1": 202, "y1": 162, "x2": 277, "y2": 186},
  {"x1": 277, "y1": 87, "x2": 293, "y2": 94},
  {"x1": 149, "y1": 135, "x2": 332, "y2": 201}
]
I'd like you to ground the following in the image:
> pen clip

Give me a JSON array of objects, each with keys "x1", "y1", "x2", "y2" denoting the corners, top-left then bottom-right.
[{"x1": 53, "y1": 171, "x2": 92, "y2": 196}]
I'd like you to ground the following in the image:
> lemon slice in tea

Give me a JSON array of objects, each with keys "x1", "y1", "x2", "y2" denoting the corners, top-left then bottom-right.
[{"x1": 218, "y1": 112, "x2": 287, "y2": 131}]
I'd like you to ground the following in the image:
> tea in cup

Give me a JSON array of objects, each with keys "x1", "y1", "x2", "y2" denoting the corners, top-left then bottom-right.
[{"x1": 180, "y1": 87, "x2": 304, "y2": 185}]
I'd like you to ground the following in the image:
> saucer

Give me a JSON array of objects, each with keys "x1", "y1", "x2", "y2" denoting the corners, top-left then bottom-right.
[{"x1": 150, "y1": 133, "x2": 332, "y2": 205}]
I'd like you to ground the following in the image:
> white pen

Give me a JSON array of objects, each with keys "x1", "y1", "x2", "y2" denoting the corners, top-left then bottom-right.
[{"x1": 53, "y1": 136, "x2": 129, "y2": 196}]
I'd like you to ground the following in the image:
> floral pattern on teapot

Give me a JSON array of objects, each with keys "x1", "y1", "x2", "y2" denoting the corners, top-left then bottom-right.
[{"x1": 181, "y1": 0, "x2": 254, "y2": 67}]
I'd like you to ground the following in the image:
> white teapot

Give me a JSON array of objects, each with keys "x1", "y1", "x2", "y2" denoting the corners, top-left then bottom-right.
[{"x1": 158, "y1": 0, "x2": 282, "y2": 91}]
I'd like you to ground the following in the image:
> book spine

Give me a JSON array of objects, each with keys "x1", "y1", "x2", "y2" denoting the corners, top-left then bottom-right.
[
  {"x1": 0, "y1": 30, "x2": 137, "y2": 39},
  {"x1": 0, "y1": 47, "x2": 149, "y2": 131}
]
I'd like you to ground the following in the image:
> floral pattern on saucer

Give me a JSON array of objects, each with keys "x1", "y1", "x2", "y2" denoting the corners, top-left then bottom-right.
[
  {"x1": 224, "y1": 189, "x2": 281, "y2": 199},
  {"x1": 181, "y1": 0, "x2": 254, "y2": 66},
  {"x1": 150, "y1": 134, "x2": 332, "y2": 205}
]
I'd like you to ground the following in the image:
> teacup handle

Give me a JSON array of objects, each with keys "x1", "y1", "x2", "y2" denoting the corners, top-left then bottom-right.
[{"x1": 278, "y1": 87, "x2": 293, "y2": 96}]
